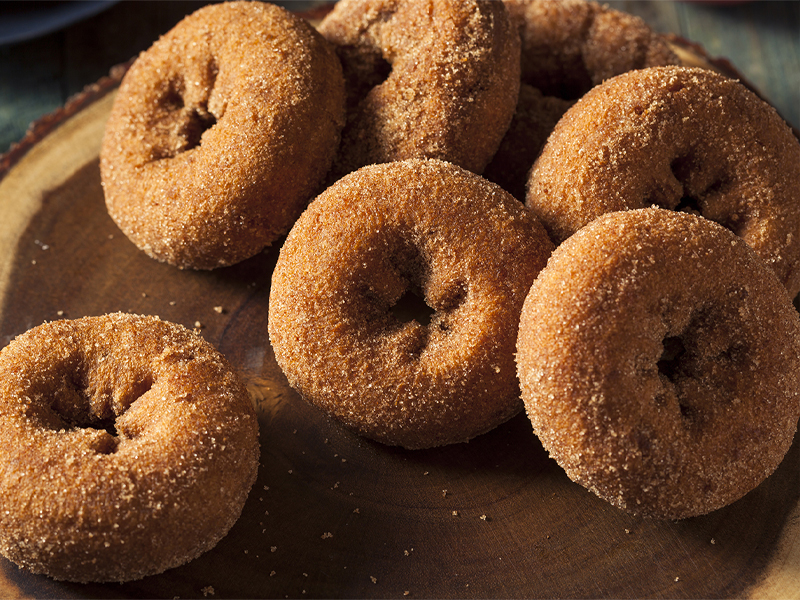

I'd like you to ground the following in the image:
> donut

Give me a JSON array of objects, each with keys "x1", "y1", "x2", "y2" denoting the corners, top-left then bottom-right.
[
  {"x1": 0, "y1": 313, "x2": 260, "y2": 582},
  {"x1": 526, "y1": 66, "x2": 800, "y2": 298},
  {"x1": 318, "y1": 0, "x2": 521, "y2": 179},
  {"x1": 268, "y1": 159, "x2": 554, "y2": 450},
  {"x1": 483, "y1": 0, "x2": 679, "y2": 200},
  {"x1": 100, "y1": 1, "x2": 346, "y2": 270},
  {"x1": 516, "y1": 208, "x2": 800, "y2": 519}
]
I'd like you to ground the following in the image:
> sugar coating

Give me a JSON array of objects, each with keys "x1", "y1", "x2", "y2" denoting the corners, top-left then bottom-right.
[
  {"x1": 484, "y1": 0, "x2": 678, "y2": 200},
  {"x1": 527, "y1": 65, "x2": 800, "y2": 298},
  {"x1": 0, "y1": 313, "x2": 260, "y2": 582},
  {"x1": 318, "y1": 0, "x2": 520, "y2": 179},
  {"x1": 100, "y1": 1, "x2": 346, "y2": 270},
  {"x1": 269, "y1": 159, "x2": 554, "y2": 450},
  {"x1": 516, "y1": 208, "x2": 800, "y2": 519}
]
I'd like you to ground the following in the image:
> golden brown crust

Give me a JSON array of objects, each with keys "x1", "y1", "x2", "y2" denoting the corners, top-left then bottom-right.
[
  {"x1": 516, "y1": 208, "x2": 800, "y2": 519},
  {"x1": 484, "y1": 0, "x2": 678, "y2": 200},
  {"x1": 526, "y1": 66, "x2": 800, "y2": 298},
  {"x1": 0, "y1": 313, "x2": 260, "y2": 582},
  {"x1": 100, "y1": 1, "x2": 345, "y2": 270},
  {"x1": 318, "y1": 0, "x2": 520, "y2": 179},
  {"x1": 269, "y1": 159, "x2": 553, "y2": 449}
]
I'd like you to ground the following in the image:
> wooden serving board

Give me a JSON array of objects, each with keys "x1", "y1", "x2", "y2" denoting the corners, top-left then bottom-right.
[{"x1": 1, "y1": 19, "x2": 799, "y2": 600}]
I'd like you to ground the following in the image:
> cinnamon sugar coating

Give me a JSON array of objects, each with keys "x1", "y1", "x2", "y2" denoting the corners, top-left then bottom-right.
[
  {"x1": 318, "y1": 0, "x2": 520, "y2": 179},
  {"x1": 527, "y1": 66, "x2": 800, "y2": 298},
  {"x1": 0, "y1": 313, "x2": 260, "y2": 582},
  {"x1": 269, "y1": 159, "x2": 553, "y2": 449},
  {"x1": 101, "y1": 1, "x2": 345, "y2": 269},
  {"x1": 484, "y1": 0, "x2": 678, "y2": 200},
  {"x1": 517, "y1": 208, "x2": 800, "y2": 519}
]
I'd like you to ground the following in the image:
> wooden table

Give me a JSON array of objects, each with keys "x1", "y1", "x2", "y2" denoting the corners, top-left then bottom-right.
[{"x1": 0, "y1": 2, "x2": 799, "y2": 599}]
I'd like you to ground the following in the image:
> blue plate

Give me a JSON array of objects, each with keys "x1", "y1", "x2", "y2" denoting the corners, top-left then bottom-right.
[{"x1": 0, "y1": 1, "x2": 117, "y2": 46}]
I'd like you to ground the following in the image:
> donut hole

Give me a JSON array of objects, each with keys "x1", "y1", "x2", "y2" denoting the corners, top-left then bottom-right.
[
  {"x1": 154, "y1": 80, "x2": 218, "y2": 158},
  {"x1": 162, "y1": 84, "x2": 184, "y2": 111},
  {"x1": 695, "y1": 178, "x2": 747, "y2": 237},
  {"x1": 379, "y1": 244, "x2": 470, "y2": 354},
  {"x1": 657, "y1": 335, "x2": 685, "y2": 383},
  {"x1": 656, "y1": 302, "x2": 754, "y2": 427},
  {"x1": 52, "y1": 384, "x2": 119, "y2": 437},
  {"x1": 55, "y1": 410, "x2": 121, "y2": 455},
  {"x1": 667, "y1": 156, "x2": 738, "y2": 233},
  {"x1": 380, "y1": 240, "x2": 428, "y2": 315},
  {"x1": 47, "y1": 370, "x2": 156, "y2": 453},
  {"x1": 674, "y1": 195, "x2": 702, "y2": 214},
  {"x1": 385, "y1": 280, "x2": 434, "y2": 358},
  {"x1": 656, "y1": 335, "x2": 702, "y2": 425},
  {"x1": 339, "y1": 46, "x2": 392, "y2": 109},
  {"x1": 390, "y1": 289, "x2": 435, "y2": 326},
  {"x1": 179, "y1": 107, "x2": 216, "y2": 152},
  {"x1": 667, "y1": 155, "x2": 700, "y2": 210},
  {"x1": 82, "y1": 417, "x2": 119, "y2": 446}
]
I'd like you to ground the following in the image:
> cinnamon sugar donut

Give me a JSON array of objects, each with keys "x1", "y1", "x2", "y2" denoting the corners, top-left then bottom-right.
[
  {"x1": 101, "y1": 1, "x2": 345, "y2": 270},
  {"x1": 0, "y1": 313, "x2": 260, "y2": 582},
  {"x1": 526, "y1": 66, "x2": 800, "y2": 297},
  {"x1": 516, "y1": 208, "x2": 800, "y2": 519},
  {"x1": 269, "y1": 159, "x2": 553, "y2": 450},
  {"x1": 318, "y1": 0, "x2": 520, "y2": 179},
  {"x1": 483, "y1": 0, "x2": 678, "y2": 200}
]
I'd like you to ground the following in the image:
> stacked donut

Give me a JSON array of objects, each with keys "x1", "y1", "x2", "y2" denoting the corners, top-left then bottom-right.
[
  {"x1": 265, "y1": 0, "x2": 800, "y2": 521},
  {"x1": 484, "y1": 0, "x2": 681, "y2": 200},
  {"x1": 514, "y1": 63, "x2": 800, "y2": 519},
  {"x1": 95, "y1": 0, "x2": 683, "y2": 269},
  {"x1": 4, "y1": 2, "x2": 799, "y2": 588},
  {"x1": 100, "y1": 0, "x2": 524, "y2": 270},
  {"x1": 104, "y1": 0, "x2": 800, "y2": 519},
  {"x1": 269, "y1": 0, "x2": 553, "y2": 450}
]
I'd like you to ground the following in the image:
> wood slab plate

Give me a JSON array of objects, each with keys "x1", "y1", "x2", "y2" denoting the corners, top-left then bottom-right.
[{"x1": 0, "y1": 11, "x2": 798, "y2": 600}]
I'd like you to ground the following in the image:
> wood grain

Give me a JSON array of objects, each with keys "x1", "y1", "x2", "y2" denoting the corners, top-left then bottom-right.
[{"x1": 0, "y1": 8, "x2": 799, "y2": 600}]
